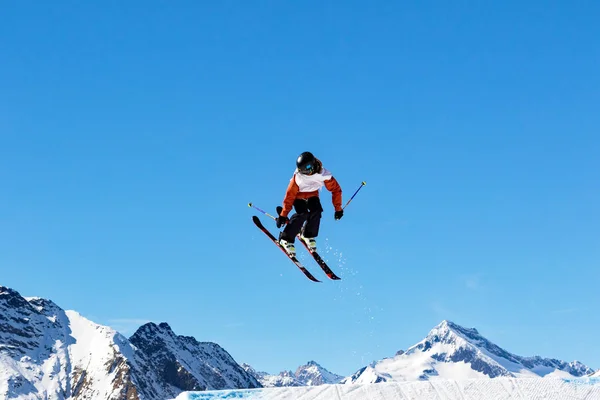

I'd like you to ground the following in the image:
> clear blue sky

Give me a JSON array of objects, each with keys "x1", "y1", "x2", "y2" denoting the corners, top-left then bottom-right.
[{"x1": 1, "y1": 1, "x2": 599, "y2": 376}]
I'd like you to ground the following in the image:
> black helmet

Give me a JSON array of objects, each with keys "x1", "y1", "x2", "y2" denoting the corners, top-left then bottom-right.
[{"x1": 296, "y1": 151, "x2": 317, "y2": 175}]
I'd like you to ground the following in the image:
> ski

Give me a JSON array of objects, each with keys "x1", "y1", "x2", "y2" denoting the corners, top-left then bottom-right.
[
  {"x1": 252, "y1": 216, "x2": 321, "y2": 282},
  {"x1": 297, "y1": 238, "x2": 341, "y2": 280}
]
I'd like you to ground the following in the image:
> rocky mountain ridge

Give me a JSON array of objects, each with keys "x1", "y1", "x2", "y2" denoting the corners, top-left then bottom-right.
[{"x1": 0, "y1": 286, "x2": 259, "y2": 400}]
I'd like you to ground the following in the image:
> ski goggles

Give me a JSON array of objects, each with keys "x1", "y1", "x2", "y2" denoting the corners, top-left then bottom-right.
[{"x1": 300, "y1": 163, "x2": 313, "y2": 174}]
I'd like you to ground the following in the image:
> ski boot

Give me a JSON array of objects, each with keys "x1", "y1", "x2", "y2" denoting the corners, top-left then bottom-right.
[
  {"x1": 278, "y1": 236, "x2": 296, "y2": 257},
  {"x1": 300, "y1": 234, "x2": 317, "y2": 252}
]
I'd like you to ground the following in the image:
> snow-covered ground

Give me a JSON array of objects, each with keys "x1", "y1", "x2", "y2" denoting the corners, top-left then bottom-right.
[{"x1": 174, "y1": 377, "x2": 600, "y2": 400}]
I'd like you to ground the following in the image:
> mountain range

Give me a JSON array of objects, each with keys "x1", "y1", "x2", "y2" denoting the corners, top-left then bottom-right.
[
  {"x1": 0, "y1": 286, "x2": 259, "y2": 400},
  {"x1": 242, "y1": 360, "x2": 343, "y2": 387},
  {"x1": 1, "y1": 285, "x2": 596, "y2": 399}
]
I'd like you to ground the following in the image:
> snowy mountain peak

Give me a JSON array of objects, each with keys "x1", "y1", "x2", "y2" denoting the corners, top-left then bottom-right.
[
  {"x1": 1, "y1": 285, "x2": 260, "y2": 399},
  {"x1": 0, "y1": 285, "x2": 17, "y2": 294},
  {"x1": 424, "y1": 320, "x2": 481, "y2": 347},
  {"x1": 158, "y1": 321, "x2": 172, "y2": 330},
  {"x1": 410, "y1": 320, "x2": 521, "y2": 369},
  {"x1": 243, "y1": 361, "x2": 343, "y2": 387},
  {"x1": 0, "y1": 286, "x2": 33, "y2": 310},
  {"x1": 241, "y1": 364, "x2": 302, "y2": 388},
  {"x1": 344, "y1": 320, "x2": 595, "y2": 384},
  {"x1": 0, "y1": 286, "x2": 66, "y2": 359},
  {"x1": 1, "y1": 287, "x2": 144, "y2": 400},
  {"x1": 439, "y1": 320, "x2": 479, "y2": 335},
  {"x1": 137, "y1": 321, "x2": 174, "y2": 336},
  {"x1": 295, "y1": 360, "x2": 344, "y2": 386},
  {"x1": 130, "y1": 322, "x2": 260, "y2": 392},
  {"x1": 27, "y1": 297, "x2": 63, "y2": 317}
]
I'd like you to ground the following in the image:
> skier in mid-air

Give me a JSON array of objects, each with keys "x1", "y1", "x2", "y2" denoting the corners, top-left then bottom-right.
[{"x1": 275, "y1": 151, "x2": 343, "y2": 256}]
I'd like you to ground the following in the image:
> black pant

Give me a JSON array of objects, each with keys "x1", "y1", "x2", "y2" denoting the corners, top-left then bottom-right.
[{"x1": 280, "y1": 196, "x2": 323, "y2": 242}]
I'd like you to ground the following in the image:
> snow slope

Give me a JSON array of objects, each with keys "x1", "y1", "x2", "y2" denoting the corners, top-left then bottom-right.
[
  {"x1": 173, "y1": 377, "x2": 600, "y2": 400},
  {"x1": 64, "y1": 309, "x2": 155, "y2": 400},
  {"x1": 342, "y1": 320, "x2": 594, "y2": 384}
]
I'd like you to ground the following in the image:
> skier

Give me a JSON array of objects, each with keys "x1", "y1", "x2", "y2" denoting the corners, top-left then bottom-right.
[{"x1": 275, "y1": 151, "x2": 343, "y2": 256}]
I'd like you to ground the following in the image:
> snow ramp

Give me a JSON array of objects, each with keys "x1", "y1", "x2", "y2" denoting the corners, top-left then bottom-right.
[{"x1": 173, "y1": 377, "x2": 600, "y2": 400}]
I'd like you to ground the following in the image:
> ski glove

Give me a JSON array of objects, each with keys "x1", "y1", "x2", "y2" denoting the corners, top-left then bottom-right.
[
  {"x1": 334, "y1": 210, "x2": 344, "y2": 220},
  {"x1": 276, "y1": 215, "x2": 289, "y2": 228}
]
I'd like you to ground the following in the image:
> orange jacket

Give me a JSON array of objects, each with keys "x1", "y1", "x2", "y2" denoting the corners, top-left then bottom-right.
[{"x1": 280, "y1": 162, "x2": 342, "y2": 217}]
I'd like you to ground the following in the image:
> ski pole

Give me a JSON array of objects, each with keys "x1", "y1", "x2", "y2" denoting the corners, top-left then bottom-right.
[
  {"x1": 248, "y1": 202, "x2": 277, "y2": 220},
  {"x1": 342, "y1": 181, "x2": 366, "y2": 210}
]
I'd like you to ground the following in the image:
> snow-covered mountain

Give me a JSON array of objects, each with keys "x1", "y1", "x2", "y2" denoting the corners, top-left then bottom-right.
[
  {"x1": 241, "y1": 364, "x2": 302, "y2": 387},
  {"x1": 242, "y1": 360, "x2": 343, "y2": 387},
  {"x1": 294, "y1": 360, "x2": 344, "y2": 385},
  {"x1": 342, "y1": 320, "x2": 595, "y2": 384},
  {"x1": 4, "y1": 284, "x2": 595, "y2": 398},
  {"x1": 0, "y1": 286, "x2": 259, "y2": 400},
  {"x1": 592, "y1": 370, "x2": 600, "y2": 377},
  {"x1": 130, "y1": 322, "x2": 259, "y2": 392},
  {"x1": 0, "y1": 286, "x2": 149, "y2": 399}
]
